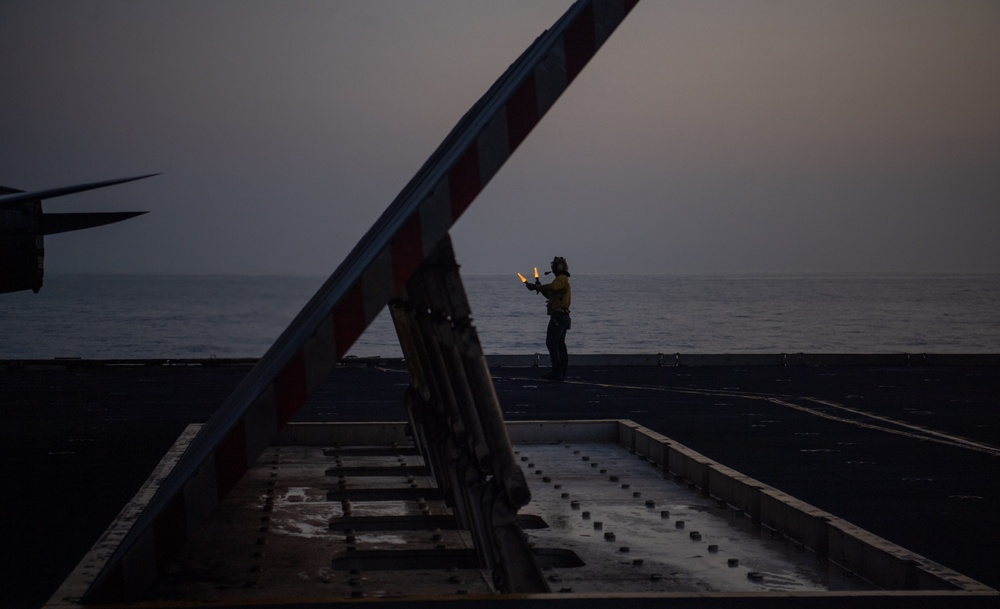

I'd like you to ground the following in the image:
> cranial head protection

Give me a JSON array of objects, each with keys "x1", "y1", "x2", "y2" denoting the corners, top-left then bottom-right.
[{"x1": 551, "y1": 256, "x2": 569, "y2": 276}]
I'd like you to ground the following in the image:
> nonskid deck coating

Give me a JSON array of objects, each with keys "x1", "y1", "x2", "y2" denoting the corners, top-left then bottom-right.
[
  {"x1": 516, "y1": 442, "x2": 873, "y2": 593},
  {"x1": 153, "y1": 443, "x2": 495, "y2": 601},
  {"x1": 6, "y1": 358, "x2": 1000, "y2": 608},
  {"x1": 57, "y1": 425, "x2": 909, "y2": 606}
]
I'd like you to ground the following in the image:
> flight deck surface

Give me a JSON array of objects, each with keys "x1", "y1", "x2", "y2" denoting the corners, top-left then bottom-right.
[{"x1": 3, "y1": 355, "x2": 998, "y2": 607}]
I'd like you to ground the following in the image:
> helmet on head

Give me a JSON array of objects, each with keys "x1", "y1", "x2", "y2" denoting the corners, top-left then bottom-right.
[{"x1": 551, "y1": 256, "x2": 569, "y2": 275}]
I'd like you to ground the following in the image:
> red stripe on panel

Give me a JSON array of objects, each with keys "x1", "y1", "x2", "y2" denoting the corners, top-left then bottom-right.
[
  {"x1": 563, "y1": 3, "x2": 597, "y2": 81},
  {"x1": 506, "y1": 73, "x2": 540, "y2": 152},
  {"x1": 153, "y1": 493, "x2": 188, "y2": 570},
  {"x1": 332, "y1": 281, "x2": 366, "y2": 359},
  {"x1": 448, "y1": 145, "x2": 482, "y2": 220},
  {"x1": 214, "y1": 421, "x2": 248, "y2": 497},
  {"x1": 274, "y1": 350, "x2": 307, "y2": 426},
  {"x1": 392, "y1": 214, "x2": 425, "y2": 293}
]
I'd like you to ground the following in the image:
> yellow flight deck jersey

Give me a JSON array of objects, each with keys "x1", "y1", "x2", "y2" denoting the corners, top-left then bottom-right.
[{"x1": 537, "y1": 275, "x2": 571, "y2": 315}]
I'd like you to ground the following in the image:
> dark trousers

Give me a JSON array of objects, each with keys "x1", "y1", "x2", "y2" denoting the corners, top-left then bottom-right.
[{"x1": 546, "y1": 312, "x2": 570, "y2": 379}]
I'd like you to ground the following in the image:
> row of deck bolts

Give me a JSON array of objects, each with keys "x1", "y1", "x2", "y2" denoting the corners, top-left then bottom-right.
[
  {"x1": 240, "y1": 451, "x2": 285, "y2": 590},
  {"x1": 274, "y1": 448, "x2": 760, "y2": 594},
  {"x1": 331, "y1": 451, "x2": 458, "y2": 597},
  {"x1": 341, "y1": 567, "x2": 471, "y2": 598},
  {"x1": 246, "y1": 449, "x2": 483, "y2": 597},
  {"x1": 517, "y1": 447, "x2": 767, "y2": 584}
]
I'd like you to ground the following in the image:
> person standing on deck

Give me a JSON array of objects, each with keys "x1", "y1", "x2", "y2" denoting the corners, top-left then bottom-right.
[{"x1": 526, "y1": 256, "x2": 571, "y2": 381}]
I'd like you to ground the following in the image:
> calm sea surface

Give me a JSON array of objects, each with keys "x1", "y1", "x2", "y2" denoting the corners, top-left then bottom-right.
[{"x1": 2, "y1": 273, "x2": 998, "y2": 359}]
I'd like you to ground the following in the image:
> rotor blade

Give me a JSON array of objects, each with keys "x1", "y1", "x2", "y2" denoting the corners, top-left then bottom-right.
[
  {"x1": 41, "y1": 211, "x2": 148, "y2": 235},
  {"x1": 0, "y1": 173, "x2": 160, "y2": 207}
]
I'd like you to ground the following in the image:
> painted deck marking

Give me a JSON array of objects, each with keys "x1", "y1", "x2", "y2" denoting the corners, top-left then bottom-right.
[{"x1": 509, "y1": 376, "x2": 1000, "y2": 458}]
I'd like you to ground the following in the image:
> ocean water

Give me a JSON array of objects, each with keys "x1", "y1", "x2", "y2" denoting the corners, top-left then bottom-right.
[{"x1": 1, "y1": 273, "x2": 998, "y2": 359}]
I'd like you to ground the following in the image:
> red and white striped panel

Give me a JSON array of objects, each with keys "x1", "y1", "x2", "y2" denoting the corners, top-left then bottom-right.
[
  {"x1": 84, "y1": 0, "x2": 639, "y2": 600},
  {"x1": 334, "y1": 0, "x2": 641, "y2": 358}
]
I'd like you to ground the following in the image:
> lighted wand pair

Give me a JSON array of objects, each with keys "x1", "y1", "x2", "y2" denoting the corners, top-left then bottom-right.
[{"x1": 517, "y1": 267, "x2": 540, "y2": 286}]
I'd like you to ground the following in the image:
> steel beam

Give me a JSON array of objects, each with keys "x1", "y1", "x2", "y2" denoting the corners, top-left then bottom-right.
[{"x1": 391, "y1": 236, "x2": 548, "y2": 592}]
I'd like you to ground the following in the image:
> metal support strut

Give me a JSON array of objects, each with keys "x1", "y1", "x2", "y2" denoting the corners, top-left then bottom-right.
[{"x1": 390, "y1": 235, "x2": 548, "y2": 593}]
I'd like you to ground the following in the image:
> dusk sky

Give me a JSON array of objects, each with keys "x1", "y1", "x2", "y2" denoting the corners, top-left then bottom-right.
[{"x1": 2, "y1": 1, "x2": 998, "y2": 276}]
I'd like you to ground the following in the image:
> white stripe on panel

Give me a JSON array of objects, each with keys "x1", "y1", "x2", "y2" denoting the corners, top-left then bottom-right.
[
  {"x1": 183, "y1": 456, "x2": 219, "y2": 531},
  {"x1": 476, "y1": 108, "x2": 511, "y2": 186},
  {"x1": 533, "y1": 38, "x2": 569, "y2": 118},
  {"x1": 242, "y1": 388, "x2": 279, "y2": 465},
  {"x1": 302, "y1": 314, "x2": 337, "y2": 393},
  {"x1": 361, "y1": 246, "x2": 394, "y2": 324},
  {"x1": 418, "y1": 182, "x2": 453, "y2": 258},
  {"x1": 593, "y1": 1, "x2": 629, "y2": 48}
]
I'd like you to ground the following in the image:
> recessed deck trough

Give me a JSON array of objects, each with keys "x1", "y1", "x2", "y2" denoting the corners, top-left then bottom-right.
[{"x1": 47, "y1": 419, "x2": 995, "y2": 607}]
